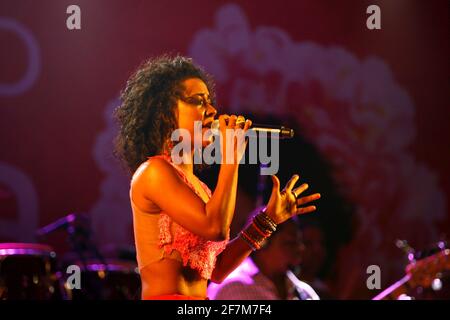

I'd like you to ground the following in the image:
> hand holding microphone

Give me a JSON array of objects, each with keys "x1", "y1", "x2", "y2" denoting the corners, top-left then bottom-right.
[
  {"x1": 213, "y1": 115, "x2": 252, "y2": 164},
  {"x1": 210, "y1": 117, "x2": 294, "y2": 139}
]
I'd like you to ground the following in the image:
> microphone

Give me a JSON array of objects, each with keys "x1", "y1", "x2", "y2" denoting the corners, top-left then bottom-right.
[
  {"x1": 36, "y1": 213, "x2": 89, "y2": 237},
  {"x1": 36, "y1": 213, "x2": 77, "y2": 237},
  {"x1": 210, "y1": 119, "x2": 294, "y2": 139}
]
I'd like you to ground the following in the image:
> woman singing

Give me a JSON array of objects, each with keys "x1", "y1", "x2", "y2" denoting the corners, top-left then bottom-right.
[{"x1": 114, "y1": 55, "x2": 321, "y2": 299}]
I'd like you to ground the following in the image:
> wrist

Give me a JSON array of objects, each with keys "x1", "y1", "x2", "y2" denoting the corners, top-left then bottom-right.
[
  {"x1": 220, "y1": 162, "x2": 239, "y2": 172},
  {"x1": 239, "y1": 210, "x2": 277, "y2": 251},
  {"x1": 261, "y1": 206, "x2": 277, "y2": 223},
  {"x1": 255, "y1": 209, "x2": 277, "y2": 232}
]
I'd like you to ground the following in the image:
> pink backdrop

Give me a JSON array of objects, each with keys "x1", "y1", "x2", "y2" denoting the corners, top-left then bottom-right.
[{"x1": 1, "y1": 0, "x2": 449, "y2": 299}]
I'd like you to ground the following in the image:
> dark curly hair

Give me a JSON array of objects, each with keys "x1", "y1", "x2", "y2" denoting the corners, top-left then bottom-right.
[{"x1": 114, "y1": 54, "x2": 216, "y2": 174}]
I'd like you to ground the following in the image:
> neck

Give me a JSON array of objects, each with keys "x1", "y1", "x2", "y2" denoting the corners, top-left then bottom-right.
[{"x1": 175, "y1": 148, "x2": 194, "y2": 176}]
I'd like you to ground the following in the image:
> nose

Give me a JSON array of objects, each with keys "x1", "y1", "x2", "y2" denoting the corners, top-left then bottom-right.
[{"x1": 205, "y1": 103, "x2": 217, "y2": 118}]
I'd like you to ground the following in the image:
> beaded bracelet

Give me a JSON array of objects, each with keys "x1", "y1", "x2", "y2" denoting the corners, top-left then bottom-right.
[
  {"x1": 254, "y1": 211, "x2": 277, "y2": 232},
  {"x1": 239, "y1": 210, "x2": 278, "y2": 251},
  {"x1": 240, "y1": 230, "x2": 261, "y2": 250}
]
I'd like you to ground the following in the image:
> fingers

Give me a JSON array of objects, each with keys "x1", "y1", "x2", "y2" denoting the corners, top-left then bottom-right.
[
  {"x1": 284, "y1": 174, "x2": 300, "y2": 192},
  {"x1": 228, "y1": 115, "x2": 237, "y2": 128},
  {"x1": 236, "y1": 115, "x2": 246, "y2": 128},
  {"x1": 296, "y1": 193, "x2": 321, "y2": 206},
  {"x1": 295, "y1": 192, "x2": 320, "y2": 216},
  {"x1": 217, "y1": 114, "x2": 250, "y2": 130},
  {"x1": 296, "y1": 205, "x2": 317, "y2": 215},
  {"x1": 243, "y1": 119, "x2": 252, "y2": 132},
  {"x1": 270, "y1": 175, "x2": 280, "y2": 194},
  {"x1": 292, "y1": 183, "x2": 309, "y2": 198},
  {"x1": 218, "y1": 114, "x2": 230, "y2": 131}
]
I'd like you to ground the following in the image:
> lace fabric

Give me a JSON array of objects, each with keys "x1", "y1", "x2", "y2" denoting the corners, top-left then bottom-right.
[{"x1": 149, "y1": 154, "x2": 229, "y2": 279}]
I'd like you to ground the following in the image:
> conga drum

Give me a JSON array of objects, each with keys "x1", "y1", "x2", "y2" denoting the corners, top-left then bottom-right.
[
  {"x1": 0, "y1": 243, "x2": 62, "y2": 300},
  {"x1": 63, "y1": 259, "x2": 141, "y2": 300}
]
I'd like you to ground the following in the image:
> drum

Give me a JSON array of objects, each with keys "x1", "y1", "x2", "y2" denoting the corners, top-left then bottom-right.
[
  {"x1": 63, "y1": 259, "x2": 141, "y2": 300},
  {"x1": 0, "y1": 243, "x2": 63, "y2": 300}
]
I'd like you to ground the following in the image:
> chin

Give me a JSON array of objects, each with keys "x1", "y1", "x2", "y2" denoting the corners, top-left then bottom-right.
[{"x1": 201, "y1": 130, "x2": 214, "y2": 147}]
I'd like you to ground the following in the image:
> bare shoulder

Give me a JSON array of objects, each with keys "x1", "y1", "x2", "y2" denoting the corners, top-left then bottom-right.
[{"x1": 131, "y1": 157, "x2": 180, "y2": 192}]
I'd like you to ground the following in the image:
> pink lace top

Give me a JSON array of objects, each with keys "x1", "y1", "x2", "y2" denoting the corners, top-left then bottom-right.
[{"x1": 142, "y1": 154, "x2": 228, "y2": 279}]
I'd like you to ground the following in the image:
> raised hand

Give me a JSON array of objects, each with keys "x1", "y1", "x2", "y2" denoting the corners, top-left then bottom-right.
[{"x1": 264, "y1": 174, "x2": 321, "y2": 224}]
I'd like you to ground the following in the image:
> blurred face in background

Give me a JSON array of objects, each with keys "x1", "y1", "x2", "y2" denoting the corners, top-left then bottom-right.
[
  {"x1": 262, "y1": 220, "x2": 304, "y2": 272},
  {"x1": 300, "y1": 226, "x2": 326, "y2": 276}
]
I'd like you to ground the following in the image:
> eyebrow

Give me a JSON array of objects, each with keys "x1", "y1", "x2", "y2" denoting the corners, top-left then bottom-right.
[{"x1": 189, "y1": 92, "x2": 210, "y2": 98}]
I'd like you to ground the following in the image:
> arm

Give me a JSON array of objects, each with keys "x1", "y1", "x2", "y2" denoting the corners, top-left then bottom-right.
[
  {"x1": 132, "y1": 157, "x2": 239, "y2": 241},
  {"x1": 132, "y1": 115, "x2": 250, "y2": 241},
  {"x1": 210, "y1": 236, "x2": 252, "y2": 283},
  {"x1": 211, "y1": 175, "x2": 321, "y2": 283}
]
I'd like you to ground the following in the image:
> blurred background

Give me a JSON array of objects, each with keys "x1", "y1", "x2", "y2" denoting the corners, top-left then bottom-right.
[{"x1": 0, "y1": 0, "x2": 449, "y2": 299}]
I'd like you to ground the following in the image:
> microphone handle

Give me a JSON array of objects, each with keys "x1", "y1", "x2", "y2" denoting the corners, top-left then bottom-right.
[
  {"x1": 250, "y1": 124, "x2": 294, "y2": 139},
  {"x1": 211, "y1": 120, "x2": 294, "y2": 139}
]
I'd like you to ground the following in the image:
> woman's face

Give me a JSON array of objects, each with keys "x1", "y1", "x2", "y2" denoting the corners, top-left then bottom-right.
[{"x1": 176, "y1": 78, "x2": 217, "y2": 149}]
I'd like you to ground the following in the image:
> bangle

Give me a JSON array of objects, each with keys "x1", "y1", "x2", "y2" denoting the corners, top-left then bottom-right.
[
  {"x1": 239, "y1": 212, "x2": 276, "y2": 251},
  {"x1": 253, "y1": 215, "x2": 274, "y2": 235},
  {"x1": 254, "y1": 211, "x2": 277, "y2": 233},
  {"x1": 260, "y1": 210, "x2": 277, "y2": 228},
  {"x1": 251, "y1": 221, "x2": 271, "y2": 238},
  {"x1": 240, "y1": 230, "x2": 261, "y2": 250}
]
